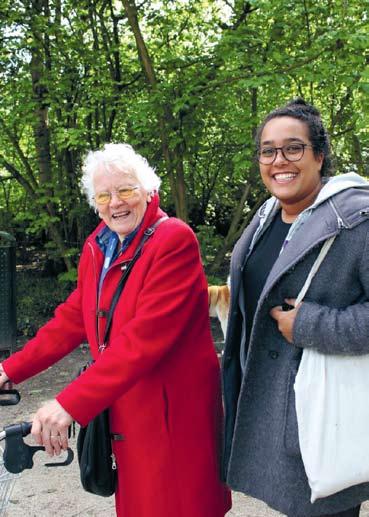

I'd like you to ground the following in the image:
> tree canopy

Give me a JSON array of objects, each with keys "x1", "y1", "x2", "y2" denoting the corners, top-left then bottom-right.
[{"x1": 0, "y1": 0, "x2": 367, "y2": 278}]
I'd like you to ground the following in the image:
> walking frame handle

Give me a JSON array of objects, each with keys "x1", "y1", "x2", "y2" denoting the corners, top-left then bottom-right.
[
  {"x1": 0, "y1": 421, "x2": 74, "y2": 474},
  {"x1": 0, "y1": 388, "x2": 21, "y2": 406}
]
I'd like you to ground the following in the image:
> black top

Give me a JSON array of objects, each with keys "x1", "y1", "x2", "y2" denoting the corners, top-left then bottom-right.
[{"x1": 242, "y1": 210, "x2": 291, "y2": 346}]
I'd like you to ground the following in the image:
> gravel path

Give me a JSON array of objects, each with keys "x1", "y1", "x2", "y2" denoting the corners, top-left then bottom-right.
[{"x1": 1, "y1": 348, "x2": 368, "y2": 517}]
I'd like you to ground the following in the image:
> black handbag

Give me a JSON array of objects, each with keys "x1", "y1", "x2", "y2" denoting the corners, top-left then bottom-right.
[
  {"x1": 76, "y1": 360, "x2": 116, "y2": 497},
  {"x1": 76, "y1": 217, "x2": 167, "y2": 497},
  {"x1": 77, "y1": 405, "x2": 116, "y2": 496}
]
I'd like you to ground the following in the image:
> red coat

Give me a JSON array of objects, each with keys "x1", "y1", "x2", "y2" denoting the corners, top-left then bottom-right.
[{"x1": 4, "y1": 195, "x2": 231, "y2": 517}]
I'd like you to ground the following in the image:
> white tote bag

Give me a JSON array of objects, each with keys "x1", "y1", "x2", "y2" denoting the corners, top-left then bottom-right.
[{"x1": 293, "y1": 236, "x2": 369, "y2": 503}]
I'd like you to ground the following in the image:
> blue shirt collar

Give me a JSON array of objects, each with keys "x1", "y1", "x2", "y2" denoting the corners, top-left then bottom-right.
[
  {"x1": 96, "y1": 225, "x2": 141, "y2": 296},
  {"x1": 96, "y1": 224, "x2": 140, "y2": 256}
]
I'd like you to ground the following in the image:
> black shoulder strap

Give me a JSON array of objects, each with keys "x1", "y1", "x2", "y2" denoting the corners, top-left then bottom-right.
[{"x1": 100, "y1": 216, "x2": 168, "y2": 351}]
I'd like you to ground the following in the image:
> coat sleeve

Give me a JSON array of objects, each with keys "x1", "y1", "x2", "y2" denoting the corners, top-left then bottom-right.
[
  {"x1": 2, "y1": 246, "x2": 89, "y2": 384},
  {"x1": 56, "y1": 221, "x2": 210, "y2": 426},
  {"x1": 293, "y1": 227, "x2": 369, "y2": 355}
]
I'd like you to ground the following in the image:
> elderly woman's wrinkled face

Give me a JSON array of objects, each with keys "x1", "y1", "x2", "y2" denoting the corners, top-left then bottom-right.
[
  {"x1": 259, "y1": 117, "x2": 323, "y2": 213},
  {"x1": 93, "y1": 166, "x2": 151, "y2": 238}
]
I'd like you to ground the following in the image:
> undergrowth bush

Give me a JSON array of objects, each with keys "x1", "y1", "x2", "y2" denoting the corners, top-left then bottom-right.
[{"x1": 16, "y1": 271, "x2": 74, "y2": 337}]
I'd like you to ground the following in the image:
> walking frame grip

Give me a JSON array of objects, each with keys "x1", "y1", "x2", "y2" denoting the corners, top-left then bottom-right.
[
  {"x1": 0, "y1": 388, "x2": 21, "y2": 406},
  {"x1": 0, "y1": 421, "x2": 74, "y2": 474},
  {"x1": 1, "y1": 389, "x2": 75, "y2": 474}
]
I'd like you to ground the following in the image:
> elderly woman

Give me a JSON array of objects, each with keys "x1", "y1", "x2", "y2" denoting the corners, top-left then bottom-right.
[
  {"x1": 222, "y1": 99, "x2": 369, "y2": 517},
  {"x1": 0, "y1": 143, "x2": 231, "y2": 517}
]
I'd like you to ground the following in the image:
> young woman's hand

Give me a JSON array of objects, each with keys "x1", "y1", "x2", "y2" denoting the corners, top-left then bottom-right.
[{"x1": 270, "y1": 298, "x2": 301, "y2": 344}]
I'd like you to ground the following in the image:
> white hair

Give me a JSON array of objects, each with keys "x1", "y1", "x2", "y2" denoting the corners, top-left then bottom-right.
[{"x1": 81, "y1": 143, "x2": 161, "y2": 208}]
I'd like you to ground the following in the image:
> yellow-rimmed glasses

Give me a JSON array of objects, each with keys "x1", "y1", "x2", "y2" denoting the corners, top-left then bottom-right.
[{"x1": 93, "y1": 186, "x2": 139, "y2": 205}]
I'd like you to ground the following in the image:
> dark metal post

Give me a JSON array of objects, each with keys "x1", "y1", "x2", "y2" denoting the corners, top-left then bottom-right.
[{"x1": 0, "y1": 232, "x2": 16, "y2": 360}]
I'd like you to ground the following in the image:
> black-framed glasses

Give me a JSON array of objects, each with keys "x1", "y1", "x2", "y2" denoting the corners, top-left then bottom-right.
[
  {"x1": 93, "y1": 186, "x2": 139, "y2": 205},
  {"x1": 256, "y1": 143, "x2": 313, "y2": 165}
]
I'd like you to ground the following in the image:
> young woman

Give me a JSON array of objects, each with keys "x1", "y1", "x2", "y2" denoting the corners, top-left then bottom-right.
[{"x1": 222, "y1": 99, "x2": 369, "y2": 517}]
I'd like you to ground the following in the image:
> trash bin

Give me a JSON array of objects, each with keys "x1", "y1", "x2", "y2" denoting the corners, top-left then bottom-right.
[{"x1": 0, "y1": 232, "x2": 16, "y2": 360}]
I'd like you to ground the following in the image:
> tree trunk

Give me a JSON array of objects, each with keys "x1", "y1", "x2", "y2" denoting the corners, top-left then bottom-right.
[
  {"x1": 29, "y1": 0, "x2": 73, "y2": 271},
  {"x1": 209, "y1": 87, "x2": 263, "y2": 275},
  {"x1": 121, "y1": 0, "x2": 188, "y2": 221},
  {"x1": 352, "y1": 134, "x2": 365, "y2": 176},
  {"x1": 208, "y1": 188, "x2": 268, "y2": 275}
]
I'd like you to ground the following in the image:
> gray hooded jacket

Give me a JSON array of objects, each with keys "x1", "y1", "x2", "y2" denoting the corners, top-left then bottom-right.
[{"x1": 222, "y1": 173, "x2": 369, "y2": 516}]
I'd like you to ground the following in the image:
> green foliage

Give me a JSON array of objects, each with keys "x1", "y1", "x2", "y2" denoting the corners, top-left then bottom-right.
[
  {"x1": 196, "y1": 224, "x2": 223, "y2": 267},
  {"x1": 205, "y1": 271, "x2": 228, "y2": 287},
  {"x1": 16, "y1": 270, "x2": 73, "y2": 337},
  {"x1": 58, "y1": 268, "x2": 78, "y2": 283},
  {"x1": 0, "y1": 0, "x2": 367, "y2": 274}
]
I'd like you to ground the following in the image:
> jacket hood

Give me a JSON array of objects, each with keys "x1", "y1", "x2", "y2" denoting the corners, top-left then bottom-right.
[
  {"x1": 251, "y1": 173, "x2": 369, "y2": 253},
  {"x1": 259, "y1": 173, "x2": 369, "y2": 222},
  {"x1": 311, "y1": 172, "x2": 369, "y2": 210}
]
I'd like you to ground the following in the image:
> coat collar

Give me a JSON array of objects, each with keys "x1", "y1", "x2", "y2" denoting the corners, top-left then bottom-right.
[
  {"x1": 231, "y1": 186, "x2": 369, "y2": 311},
  {"x1": 258, "y1": 187, "x2": 369, "y2": 305},
  {"x1": 258, "y1": 201, "x2": 335, "y2": 303}
]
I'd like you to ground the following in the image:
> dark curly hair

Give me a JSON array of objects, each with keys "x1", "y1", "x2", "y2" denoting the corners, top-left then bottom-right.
[{"x1": 255, "y1": 98, "x2": 333, "y2": 177}]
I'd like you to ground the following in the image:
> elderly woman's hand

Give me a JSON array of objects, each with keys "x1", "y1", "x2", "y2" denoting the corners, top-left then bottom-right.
[
  {"x1": 270, "y1": 298, "x2": 301, "y2": 344},
  {"x1": 0, "y1": 363, "x2": 10, "y2": 388},
  {"x1": 31, "y1": 399, "x2": 73, "y2": 457}
]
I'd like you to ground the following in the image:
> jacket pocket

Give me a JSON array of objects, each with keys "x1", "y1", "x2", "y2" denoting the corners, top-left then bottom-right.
[{"x1": 283, "y1": 367, "x2": 301, "y2": 457}]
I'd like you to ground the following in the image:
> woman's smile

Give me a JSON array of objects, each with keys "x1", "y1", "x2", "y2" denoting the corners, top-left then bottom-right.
[
  {"x1": 272, "y1": 172, "x2": 299, "y2": 184},
  {"x1": 111, "y1": 209, "x2": 131, "y2": 220}
]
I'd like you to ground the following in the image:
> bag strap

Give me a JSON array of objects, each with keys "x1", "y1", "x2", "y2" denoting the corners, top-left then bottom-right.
[
  {"x1": 99, "y1": 216, "x2": 168, "y2": 351},
  {"x1": 295, "y1": 235, "x2": 336, "y2": 306}
]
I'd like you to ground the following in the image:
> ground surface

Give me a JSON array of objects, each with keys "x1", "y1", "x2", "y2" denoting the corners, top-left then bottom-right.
[{"x1": 1, "y1": 344, "x2": 369, "y2": 517}]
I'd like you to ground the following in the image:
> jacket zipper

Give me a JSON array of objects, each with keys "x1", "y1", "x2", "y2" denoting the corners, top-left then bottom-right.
[
  {"x1": 88, "y1": 242, "x2": 100, "y2": 347},
  {"x1": 89, "y1": 238, "x2": 132, "y2": 351},
  {"x1": 111, "y1": 452, "x2": 117, "y2": 470},
  {"x1": 98, "y1": 257, "x2": 132, "y2": 353},
  {"x1": 328, "y1": 198, "x2": 347, "y2": 229}
]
